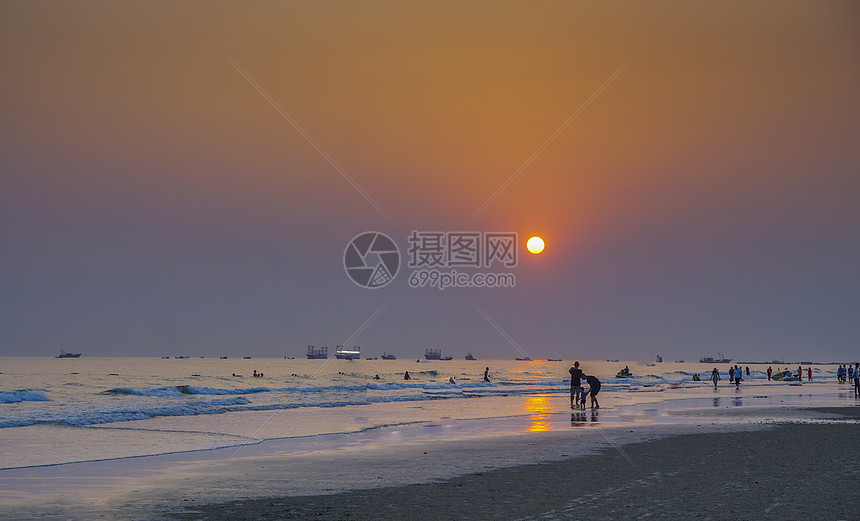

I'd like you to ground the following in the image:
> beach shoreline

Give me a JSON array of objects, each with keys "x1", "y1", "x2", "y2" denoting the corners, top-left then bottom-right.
[
  {"x1": 2, "y1": 406, "x2": 857, "y2": 520},
  {"x1": 164, "y1": 406, "x2": 860, "y2": 521}
]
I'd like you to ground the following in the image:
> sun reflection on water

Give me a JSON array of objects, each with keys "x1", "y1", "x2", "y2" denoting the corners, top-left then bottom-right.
[{"x1": 524, "y1": 394, "x2": 553, "y2": 432}]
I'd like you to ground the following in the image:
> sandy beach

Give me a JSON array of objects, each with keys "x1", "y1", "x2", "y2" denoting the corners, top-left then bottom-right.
[
  {"x1": 164, "y1": 407, "x2": 859, "y2": 521},
  {"x1": 2, "y1": 405, "x2": 857, "y2": 520}
]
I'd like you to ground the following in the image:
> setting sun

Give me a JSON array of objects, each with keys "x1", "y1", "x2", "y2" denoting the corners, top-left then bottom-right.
[{"x1": 526, "y1": 236, "x2": 545, "y2": 255}]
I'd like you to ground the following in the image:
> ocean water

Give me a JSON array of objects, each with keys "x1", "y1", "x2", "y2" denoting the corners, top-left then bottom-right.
[{"x1": 0, "y1": 357, "x2": 850, "y2": 469}]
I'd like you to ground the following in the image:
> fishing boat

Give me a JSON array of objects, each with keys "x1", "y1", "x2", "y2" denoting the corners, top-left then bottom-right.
[
  {"x1": 515, "y1": 357, "x2": 532, "y2": 361},
  {"x1": 335, "y1": 345, "x2": 361, "y2": 360},
  {"x1": 424, "y1": 348, "x2": 452, "y2": 360},
  {"x1": 306, "y1": 345, "x2": 328, "y2": 359},
  {"x1": 465, "y1": 351, "x2": 476, "y2": 361},
  {"x1": 381, "y1": 352, "x2": 397, "y2": 360},
  {"x1": 700, "y1": 353, "x2": 732, "y2": 364},
  {"x1": 56, "y1": 350, "x2": 81, "y2": 358}
]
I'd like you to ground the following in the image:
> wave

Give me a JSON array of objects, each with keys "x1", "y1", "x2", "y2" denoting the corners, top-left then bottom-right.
[
  {"x1": 0, "y1": 397, "x2": 252, "y2": 428},
  {"x1": 0, "y1": 390, "x2": 48, "y2": 404}
]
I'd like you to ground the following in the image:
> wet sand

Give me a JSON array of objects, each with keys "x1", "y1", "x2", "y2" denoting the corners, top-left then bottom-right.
[
  {"x1": 162, "y1": 407, "x2": 858, "y2": 520},
  {"x1": 3, "y1": 407, "x2": 857, "y2": 520}
]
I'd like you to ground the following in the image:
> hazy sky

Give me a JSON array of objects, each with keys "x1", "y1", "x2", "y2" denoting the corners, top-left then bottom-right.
[{"x1": 2, "y1": 1, "x2": 858, "y2": 361}]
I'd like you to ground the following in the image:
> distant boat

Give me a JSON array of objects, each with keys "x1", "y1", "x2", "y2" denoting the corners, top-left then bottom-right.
[
  {"x1": 515, "y1": 357, "x2": 532, "y2": 361},
  {"x1": 220, "y1": 356, "x2": 228, "y2": 359},
  {"x1": 381, "y1": 352, "x2": 397, "y2": 360},
  {"x1": 424, "y1": 348, "x2": 452, "y2": 360},
  {"x1": 366, "y1": 357, "x2": 378, "y2": 360},
  {"x1": 243, "y1": 356, "x2": 251, "y2": 359},
  {"x1": 306, "y1": 345, "x2": 328, "y2": 359},
  {"x1": 56, "y1": 350, "x2": 81, "y2": 358},
  {"x1": 174, "y1": 356, "x2": 189, "y2": 359},
  {"x1": 700, "y1": 353, "x2": 732, "y2": 364},
  {"x1": 547, "y1": 358, "x2": 562, "y2": 362},
  {"x1": 675, "y1": 360, "x2": 684, "y2": 363},
  {"x1": 465, "y1": 351, "x2": 477, "y2": 361},
  {"x1": 656, "y1": 354, "x2": 663, "y2": 363},
  {"x1": 335, "y1": 345, "x2": 361, "y2": 360}
]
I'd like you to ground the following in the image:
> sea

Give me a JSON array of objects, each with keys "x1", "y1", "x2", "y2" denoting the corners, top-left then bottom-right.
[{"x1": 0, "y1": 356, "x2": 854, "y2": 470}]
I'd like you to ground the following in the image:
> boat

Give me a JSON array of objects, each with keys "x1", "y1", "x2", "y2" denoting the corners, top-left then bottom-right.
[
  {"x1": 700, "y1": 353, "x2": 732, "y2": 364},
  {"x1": 335, "y1": 345, "x2": 361, "y2": 360},
  {"x1": 424, "y1": 348, "x2": 452, "y2": 360},
  {"x1": 243, "y1": 356, "x2": 251, "y2": 359},
  {"x1": 515, "y1": 357, "x2": 532, "y2": 361},
  {"x1": 616, "y1": 367, "x2": 633, "y2": 378},
  {"x1": 366, "y1": 357, "x2": 378, "y2": 360},
  {"x1": 306, "y1": 345, "x2": 328, "y2": 359},
  {"x1": 772, "y1": 370, "x2": 801, "y2": 381},
  {"x1": 381, "y1": 352, "x2": 397, "y2": 360},
  {"x1": 220, "y1": 356, "x2": 228, "y2": 359},
  {"x1": 174, "y1": 356, "x2": 189, "y2": 359},
  {"x1": 56, "y1": 350, "x2": 81, "y2": 358},
  {"x1": 656, "y1": 354, "x2": 663, "y2": 363},
  {"x1": 547, "y1": 358, "x2": 563, "y2": 362},
  {"x1": 465, "y1": 351, "x2": 477, "y2": 361}
]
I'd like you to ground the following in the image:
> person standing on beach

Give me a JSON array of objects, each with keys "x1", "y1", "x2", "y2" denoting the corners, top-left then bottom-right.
[
  {"x1": 711, "y1": 368, "x2": 720, "y2": 389},
  {"x1": 797, "y1": 365, "x2": 803, "y2": 381},
  {"x1": 807, "y1": 367, "x2": 813, "y2": 381},
  {"x1": 767, "y1": 366, "x2": 773, "y2": 381},
  {"x1": 734, "y1": 367, "x2": 741, "y2": 389},
  {"x1": 484, "y1": 367, "x2": 490, "y2": 382},
  {"x1": 729, "y1": 366, "x2": 735, "y2": 384},
  {"x1": 854, "y1": 362, "x2": 860, "y2": 398},
  {"x1": 569, "y1": 362, "x2": 585, "y2": 409},
  {"x1": 585, "y1": 374, "x2": 601, "y2": 408}
]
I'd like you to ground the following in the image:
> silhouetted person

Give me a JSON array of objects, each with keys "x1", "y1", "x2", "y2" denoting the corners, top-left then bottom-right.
[
  {"x1": 484, "y1": 367, "x2": 490, "y2": 382},
  {"x1": 711, "y1": 368, "x2": 720, "y2": 389},
  {"x1": 404, "y1": 371, "x2": 411, "y2": 380},
  {"x1": 569, "y1": 362, "x2": 585, "y2": 408},
  {"x1": 584, "y1": 375, "x2": 601, "y2": 409}
]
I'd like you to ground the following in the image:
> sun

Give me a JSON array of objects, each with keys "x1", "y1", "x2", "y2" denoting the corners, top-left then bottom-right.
[{"x1": 526, "y1": 236, "x2": 545, "y2": 255}]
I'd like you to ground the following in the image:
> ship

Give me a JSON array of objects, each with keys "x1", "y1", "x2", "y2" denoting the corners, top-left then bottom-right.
[
  {"x1": 699, "y1": 353, "x2": 732, "y2": 364},
  {"x1": 56, "y1": 349, "x2": 81, "y2": 358},
  {"x1": 381, "y1": 352, "x2": 397, "y2": 360},
  {"x1": 306, "y1": 345, "x2": 328, "y2": 359},
  {"x1": 335, "y1": 345, "x2": 361, "y2": 360},
  {"x1": 515, "y1": 357, "x2": 532, "y2": 361},
  {"x1": 424, "y1": 348, "x2": 452, "y2": 360},
  {"x1": 465, "y1": 351, "x2": 476, "y2": 361}
]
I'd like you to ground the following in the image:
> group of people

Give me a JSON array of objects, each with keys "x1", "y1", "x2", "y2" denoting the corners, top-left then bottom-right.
[
  {"x1": 838, "y1": 363, "x2": 860, "y2": 397},
  {"x1": 569, "y1": 361, "x2": 601, "y2": 410},
  {"x1": 402, "y1": 367, "x2": 492, "y2": 383}
]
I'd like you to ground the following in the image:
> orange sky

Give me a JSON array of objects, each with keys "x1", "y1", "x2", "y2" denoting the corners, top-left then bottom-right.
[{"x1": 2, "y1": 1, "x2": 858, "y2": 359}]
